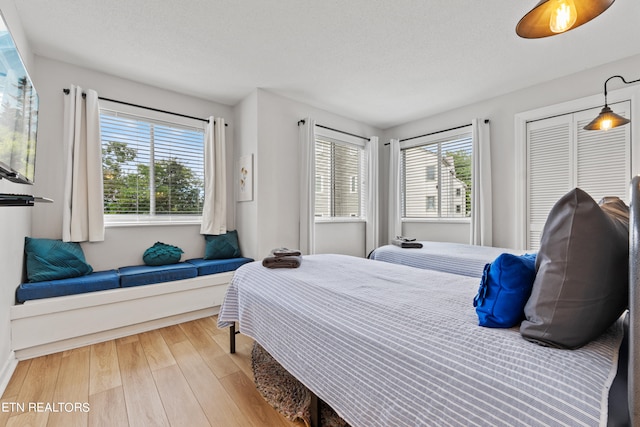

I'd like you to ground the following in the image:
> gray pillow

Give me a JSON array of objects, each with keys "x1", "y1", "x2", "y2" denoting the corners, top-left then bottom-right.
[{"x1": 520, "y1": 189, "x2": 628, "y2": 349}]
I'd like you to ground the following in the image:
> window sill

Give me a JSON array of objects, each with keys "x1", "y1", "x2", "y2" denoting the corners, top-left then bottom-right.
[
  {"x1": 315, "y1": 217, "x2": 366, "y2": 224},
  {"x1": 105, "y1": 216, "x2": 202, "y2": 228},
  {"x1": 402, "y1": 218, "x2": 470, "y2": 224}
]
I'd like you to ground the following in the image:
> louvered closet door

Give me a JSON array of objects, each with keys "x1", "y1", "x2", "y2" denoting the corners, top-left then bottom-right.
[
  {"x1": 574, "y1": 102, "x2": 631, "y2": 202},
  {"x1": 527, "y1": 115, "x2": 572, "y2": 250},
  {"x1": 526, "y1": 101, "x2": 631, "y2": 250}
]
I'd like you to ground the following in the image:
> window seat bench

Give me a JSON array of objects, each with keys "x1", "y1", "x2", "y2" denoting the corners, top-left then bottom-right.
[{"x1": 10, "y1": 257, "x2": 253, "y2": 359}]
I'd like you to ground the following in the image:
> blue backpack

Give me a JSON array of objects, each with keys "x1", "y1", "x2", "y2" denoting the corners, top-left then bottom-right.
[{"x1": 473, "y1": 253, "x2": 537, "y2": 328}]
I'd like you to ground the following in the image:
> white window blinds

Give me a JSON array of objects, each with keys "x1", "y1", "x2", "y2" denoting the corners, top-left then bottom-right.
[
  {"x1": 401, "y1": 132, "x2": 472, "y2": 219},
  {"x1": 314, "y1": 135, "x2": 366, "y2": 219},
  {"x1": 100, "y1": 109, "x2": 205, "y2": 220}
]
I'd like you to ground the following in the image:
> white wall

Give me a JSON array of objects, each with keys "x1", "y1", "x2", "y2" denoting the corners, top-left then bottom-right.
[
  {"x1": 234, "y1": 89, "x2": 381, "y2": 259},
  {"x1": 402, "y1": 221, "x2": 469, "y2": 244},
  {"x1": 233, "y1": 90, "x2": 259, "y2": 259},
  {"x1": 0, "y1": 0, "x2": 34, "y2": 392},
  {"x1": 315, "y1": 222, "x2": 366, "y2": 257},
  {"x1": 381, "y1": 53, "x2": 640, "y2": 249},
  {"x1": 31, "y1": 57, "x2": 235, "y2": 271},
  {"x1": 0, "y1": 201, "x2": 30, "y2": 392}
]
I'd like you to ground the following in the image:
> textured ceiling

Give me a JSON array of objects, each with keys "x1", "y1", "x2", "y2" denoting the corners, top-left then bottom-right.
[{"x1": 11, "y1": 0, "x2": 640, "y2": 129}]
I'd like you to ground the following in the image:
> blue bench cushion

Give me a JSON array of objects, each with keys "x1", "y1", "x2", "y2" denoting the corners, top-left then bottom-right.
[
  {"x1": 16, "y1": 269, "x2": 120, "y2": 303},
  {"x1": 118, "y1": 263, "x2": 198, "y2": 288},
  {"x1": 186, "y1": 257, "x2": 254, "y2": 276}
]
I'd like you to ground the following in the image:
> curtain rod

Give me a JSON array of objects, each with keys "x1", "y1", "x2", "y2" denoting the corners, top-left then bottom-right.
[
  {"x1": 384, "y1": 120, "x2": 488, "y2": 146},
  {"x1": 297, "y1": 119, "x2": 369, "y2": 141},
  {"x1": 62, "y1": 88, "x2": 228, "y2": 126}
]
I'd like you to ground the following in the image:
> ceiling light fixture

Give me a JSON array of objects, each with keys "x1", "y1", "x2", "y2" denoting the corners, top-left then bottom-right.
[
  {"x1": 584, "y1": 75, "x2": 640, "y2": 131},
  {"x1": 516, "y1": 0, "x2": 615, "y2": 38}
]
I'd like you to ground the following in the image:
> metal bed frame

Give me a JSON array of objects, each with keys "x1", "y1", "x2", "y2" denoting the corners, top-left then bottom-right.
[
  {"x1": 228, "y1": 322, "x2": 323, "y2": 426},
  {"x1": 228, "y1": 175, "x2": 640, "y2": 426},
  {"x1": 629, "y1": 175, "x2": 639, "y2": 425}
]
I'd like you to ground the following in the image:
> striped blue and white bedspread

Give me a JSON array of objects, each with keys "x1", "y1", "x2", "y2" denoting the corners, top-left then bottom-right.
[
  {"x1": 370, "y1": 241, "x2": 525, "y2": 277},
  {"x1": 218, "y1": 254, "x2": 622, "y2": 427}
]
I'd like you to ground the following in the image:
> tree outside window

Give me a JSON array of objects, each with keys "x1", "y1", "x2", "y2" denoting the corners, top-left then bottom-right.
[{"x1": 100, "y1": 111, "x2": 204, "y2": 220}]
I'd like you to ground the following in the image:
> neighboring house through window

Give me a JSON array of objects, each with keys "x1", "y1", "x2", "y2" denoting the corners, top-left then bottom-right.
[
  {"x1": 401, "y1": 129, "x2": 472, "y2": 220},
  {"x1": 314, "y1": 131, "x2": 367, "y2": 219}
]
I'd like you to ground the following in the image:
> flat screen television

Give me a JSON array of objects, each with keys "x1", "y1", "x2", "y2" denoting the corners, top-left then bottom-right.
[{"x1": 0, "y1": 12, "x2": 38, "y2": 185}]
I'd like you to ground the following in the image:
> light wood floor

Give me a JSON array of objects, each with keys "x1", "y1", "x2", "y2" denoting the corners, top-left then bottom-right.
[{"x1": 0, "y1": 316, "x2": 303, "y2": 427}]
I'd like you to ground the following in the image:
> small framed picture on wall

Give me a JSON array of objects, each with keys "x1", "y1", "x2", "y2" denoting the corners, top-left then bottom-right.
[{"x1": 238, "y1": 154, "x2": 253, "y2": 202}]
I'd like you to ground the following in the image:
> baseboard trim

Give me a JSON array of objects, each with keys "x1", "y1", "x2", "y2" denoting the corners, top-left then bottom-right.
[
  {"x1": 14, "y1": 307, "x2": 219, "y2": 360},
  {"x1": 0, "y1": 350, "x2": 18, "y2": 397}
]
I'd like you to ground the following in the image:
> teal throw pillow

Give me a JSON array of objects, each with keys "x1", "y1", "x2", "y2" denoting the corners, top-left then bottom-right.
[
  {"x1": 204, "y1": 230, "x2": 242, "y2": 259},
  {"x1": 143, "y1": 242, "x2": 184, "y2": 266},
  {"x1": 24, "y1": 237, "x2": 93, "y2": 283}
]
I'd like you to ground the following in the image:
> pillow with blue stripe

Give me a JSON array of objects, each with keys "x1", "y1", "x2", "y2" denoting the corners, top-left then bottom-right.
[
  {"x1": 24, "y1": 237, "x2": 93, "y2": 283},
  {"x1": 473, "y1": 253, "x2": 537, "y2": 328}
]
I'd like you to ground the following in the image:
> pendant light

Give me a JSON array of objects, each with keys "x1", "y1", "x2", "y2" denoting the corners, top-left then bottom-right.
[
  {"x1": 516, "y1": 0, "x2": 615, "y2": 38},
  {"x1": 584, "y1": 75, "x2": 640, "y2": 131}
]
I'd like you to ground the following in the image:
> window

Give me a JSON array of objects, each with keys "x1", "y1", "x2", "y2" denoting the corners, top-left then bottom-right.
[
  {"x1": 314, "y1": 133, "x2": 366, "y2": 219},
  {"x1": 426, "y1": 165, "x2": 436, "y2": 181},
  {"x1": 100, "y1": 108, "x2": 205, "y2": 223},
  {"x1": 350, "y1": 175, "x2": 357, "y2": 193},
  {"x1": 401, "y1": 130, "x2": 472, "y2": 219},
  {"x1": 426, "y1": 196, "x2": 436, "y2": 210},
  {"x1": 316, "y1": 175, "x2": 324, "y2": 194}
]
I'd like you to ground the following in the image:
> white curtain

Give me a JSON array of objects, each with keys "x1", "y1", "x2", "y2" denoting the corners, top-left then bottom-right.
[
  {"x1": 299, "y1": 118, "x2": 316, "y2": 255},
  {"x1": 201, "y1": 117, "x2": 227, "y2": 235},
  {"x1": 366, "y1": 136, "x2": 379, "y2": 255},
  {"x1": 62, "y1": 85, "x2": 104, "y2": 242},
  {"x1": 388, "y1": 138, "x2": 402, "y2": 243},
  {"x1": 470, "y1": 118, "x2": 493, "y2": 246}
]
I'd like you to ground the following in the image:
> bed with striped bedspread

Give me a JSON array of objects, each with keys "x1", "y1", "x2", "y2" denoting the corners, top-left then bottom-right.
[
  {"x1": 218, "y1": 254, "x2": 622, "y2": 427},
  {"x1": 369, "y1": 241, "x2": 525, "y2": 277}
]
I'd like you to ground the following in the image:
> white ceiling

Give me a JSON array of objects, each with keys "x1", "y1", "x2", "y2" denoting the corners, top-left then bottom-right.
[{"x1": 11, "y1": 0, "x2": 640, "y2": 129}]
